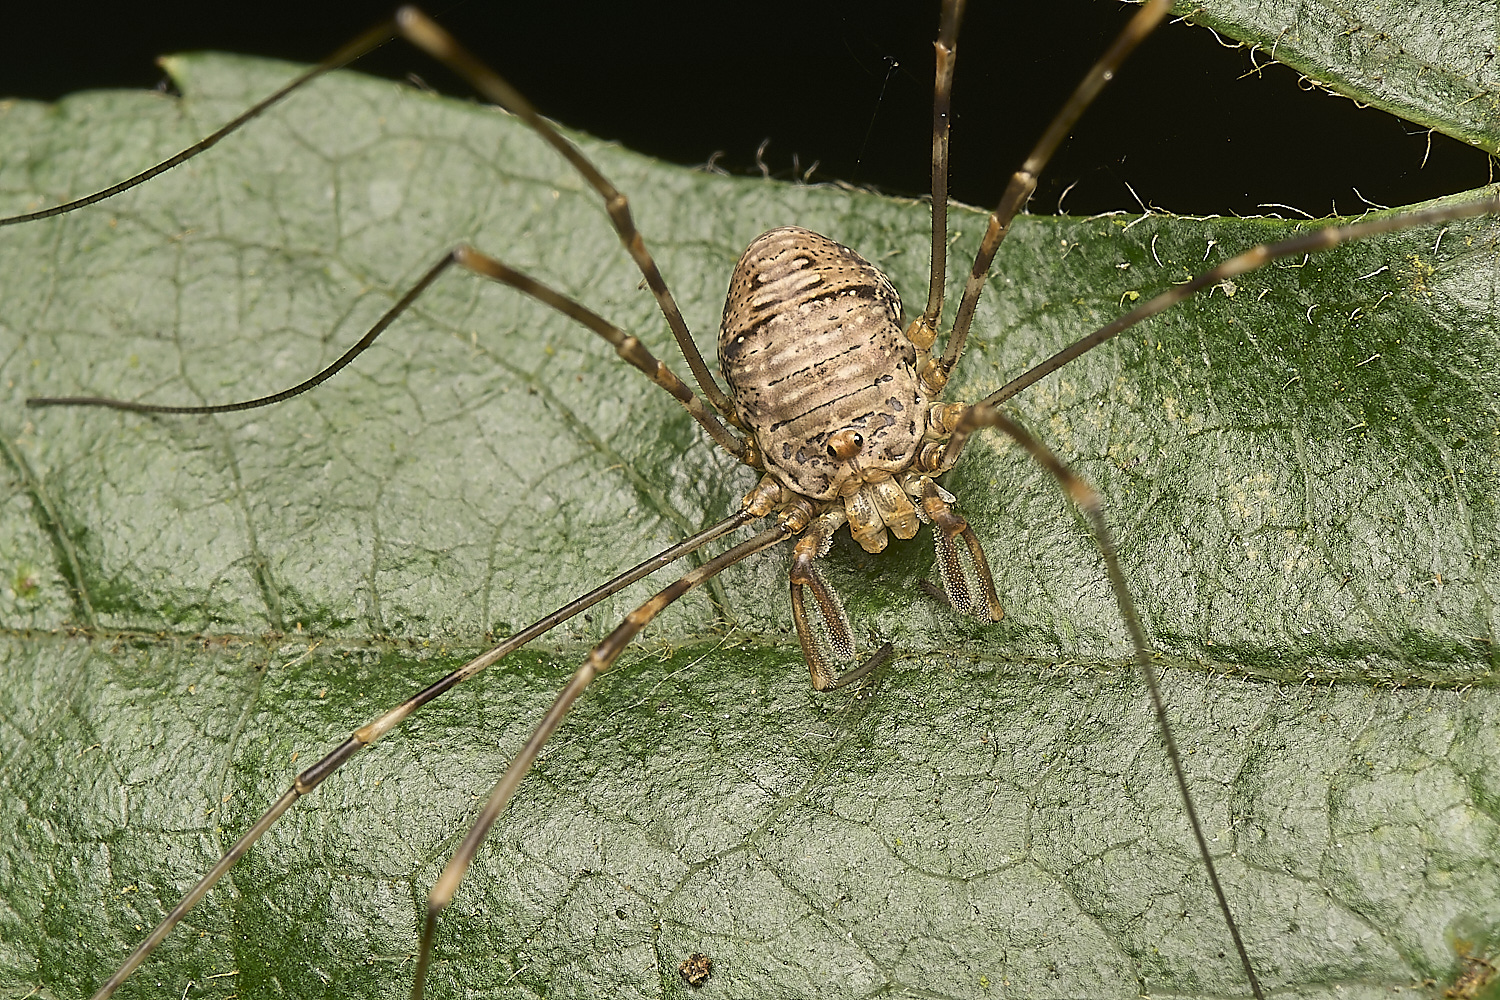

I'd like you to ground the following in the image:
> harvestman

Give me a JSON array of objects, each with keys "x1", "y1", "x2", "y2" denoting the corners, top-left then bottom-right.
[{"x1": 3, "y1": 1, "x2": 1498, "y2": 997}]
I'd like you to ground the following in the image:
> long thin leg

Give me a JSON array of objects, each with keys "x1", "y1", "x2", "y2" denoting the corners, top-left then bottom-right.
[
  {"x1": 921, "y1": 192, "x2": 1500, "y2": 1000},
  {"x1": 393, "y1": 8, "x2": 738, "y2": 424},
  {"x1": 908, "y1": 0, "x2": 965, "y2": 353},
  {"x1": 7, "y1": 6, "x2": 743, "y2": 436},
  {"x1": 408, "y1": 522, "x2": 793, "y2": 1000},
  {"x1": 0, "y1": 20, "x2": 399, "y2": 227},
  {"x1": 27, "y1": 243, "x2": 753, "y2": 463},
  {"x1": 453, "y1": 246, "x2": 749, "y2": 462},
  {"x1": 82, "y1": 510, "x2": 756, "y2": 1000},
  {"x1": 977, "y1": 193, "x2": 1500, "y2": 411},
  {"x1": 944, "y1": 403, "x2": 1266, "y2": 1000},
  {"x1": 923, "y1": 0, "x2": 1173, "y2": 393},
  {"x1": 28, "y1": 253, "x2": 459, "y2": 415}
]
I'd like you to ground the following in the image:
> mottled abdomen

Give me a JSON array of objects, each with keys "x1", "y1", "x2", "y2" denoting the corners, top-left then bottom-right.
[{"x1": 718, "y1": 227, "x2": 925, "y2": 501}]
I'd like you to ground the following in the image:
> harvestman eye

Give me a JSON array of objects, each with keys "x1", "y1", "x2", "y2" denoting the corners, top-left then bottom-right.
[{"x1": 2, "y1": 2, "x2": 1497, "y2": 999}]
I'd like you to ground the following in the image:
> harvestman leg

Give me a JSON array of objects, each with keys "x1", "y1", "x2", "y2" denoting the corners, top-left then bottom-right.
[
  {"x1": 927, "y1": 195, "x2": 1500, "y2": 1000},
  {"x1": 28, "y1": 251, "x2": 734, "y2": 456},
  {"x1": 83, "y1": 511, "x2": 756, "y2": 1000},
  {"x1": 10, "y1": 10, "x2": 802, "y2": 1000},
  {"x1": 918, "y1": 0, "x2": 1174, "y2": 394},
  {"x1": 934, "y1": 401, "x2": 1265, "y2": 995},
  {"x1": 3, "y1": 5, "x2": 744, "y2": 446},
  {"x1": 408, "y1": 520, "x2": 799, "y2": 998},
  {"x1": 13, "y1": 0, "x2": 1499, "y2": 995},
  {"x1": 904, "y1": 0, "x2": 1242, "y2": 992},
  {"x1": 393, "y1": 9, "x2": 742, "y2": 430},
  {"x1": 16, "y1": 8, "x2": 753, "y2": 458},
  {"x1": 783, "y1": 0, "x2": 1174, "y2": 692},
  {"x1": 0, "y1": 24, "x2": 401, "y2": 227},
  {"x1": 977, "y1": 197, "x2": 1500, "y2": 409}
]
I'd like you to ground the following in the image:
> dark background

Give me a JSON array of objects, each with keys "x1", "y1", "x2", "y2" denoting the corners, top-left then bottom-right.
[{"x1": 0, "y1": 0, "x2": 1490, "y2": 218}]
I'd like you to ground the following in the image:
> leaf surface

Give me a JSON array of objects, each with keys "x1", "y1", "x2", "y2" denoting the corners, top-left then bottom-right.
[{"x1": 0, "y1": 5, "x2": 1497, "y2": 1000}]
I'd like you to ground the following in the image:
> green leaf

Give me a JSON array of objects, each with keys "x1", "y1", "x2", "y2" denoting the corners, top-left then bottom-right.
[
  {"x1": 1185, "y1": 0, "x2": 1500, "y2": 152},
  {"x1": 1, "y1": 4, "x2": 1497, "y2": 999}
]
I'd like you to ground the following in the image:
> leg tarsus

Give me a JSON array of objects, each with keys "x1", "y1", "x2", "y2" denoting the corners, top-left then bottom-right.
[{"x1": 826, "y1": 642, "x2": 896, "y2": 691}]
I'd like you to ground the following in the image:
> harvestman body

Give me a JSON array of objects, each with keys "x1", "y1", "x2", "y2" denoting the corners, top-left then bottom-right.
[
  {"x1": 4, "y1": 0, "x2": 1498, "y2": 997},
  {"x1": 721, "y1": 226, "x2": 1001, "y2": 682}
]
